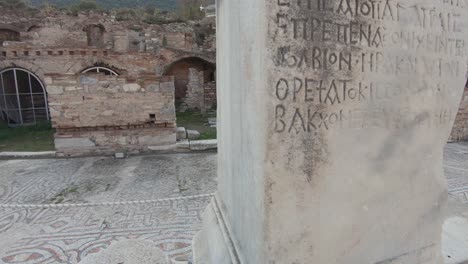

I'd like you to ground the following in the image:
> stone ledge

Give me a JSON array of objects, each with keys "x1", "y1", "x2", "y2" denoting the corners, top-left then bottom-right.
[
  {"x1": 189, "y1": 139, "x2": 217, "y2": 151},
  {"x1": 0, "y1": 151, "x2": 57, "y2": 159}
]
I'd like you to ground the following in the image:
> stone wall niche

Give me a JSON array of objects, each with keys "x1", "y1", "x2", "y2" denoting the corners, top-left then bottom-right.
[
  {"x1": 164, "y1": 57, "x2": 216, "y2": 113},
  {"x1": 0, "y1": 28, "x2": 20, "y2": 44},
  {"x1": 85, "y1": 24, "x2": 105, "y2": 48},
  {"x1": 193, "y1": 0, "x2": 468, "y2": 263}
]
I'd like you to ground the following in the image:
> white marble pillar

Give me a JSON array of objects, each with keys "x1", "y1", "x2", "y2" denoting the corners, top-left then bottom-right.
[{"x1": 193, "y1": 0, "x2": 468, "y2": 263}]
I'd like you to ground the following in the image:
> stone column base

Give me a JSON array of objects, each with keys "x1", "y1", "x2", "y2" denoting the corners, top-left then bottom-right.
[{"x1": 192, "y1": 195, "x2": 240, "y2": 264}]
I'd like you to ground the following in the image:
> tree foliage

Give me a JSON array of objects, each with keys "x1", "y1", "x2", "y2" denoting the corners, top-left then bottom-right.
[
  {"x1": 176, "y1": 0, "x2": 204, "y2": 21},
  {"x1": 1, "y1": 0, "x2": 215, "y2": 23},
  {"x1": 0, "y1": 0, "x2": 28, "y2": 8},
  {"x1": 30, "y1": 0, "x2": 179, "y2": 11},
  {"x1": 67, "y1": 0, "x2": 101, "y2": 15}
]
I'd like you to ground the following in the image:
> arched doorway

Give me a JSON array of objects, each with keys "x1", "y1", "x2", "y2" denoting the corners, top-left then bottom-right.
[
  {"x1": 164, "y1": 57, "x2": 216, "y2": 112},
  {"x1": 0, "y1": 68, "x2": 49, "y2": 126}
]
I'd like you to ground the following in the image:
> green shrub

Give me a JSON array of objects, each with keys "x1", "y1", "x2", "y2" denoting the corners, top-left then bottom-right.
[
  {"x1": 0, "y1": 0, "x2": 27, "y2": 8},
  {"x1": 115, "y1": 8, "x2": 136, "y2": 21},
  {"x1": 176, "y1": 0, "x2": 204, "y2": 21},
  {"x1": 68, "y1": 0, "x2": 99, "y2": 15}
]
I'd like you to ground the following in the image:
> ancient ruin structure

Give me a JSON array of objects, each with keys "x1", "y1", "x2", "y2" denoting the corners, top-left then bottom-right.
[
  {"x1": 0, "y1": 8, "x2": 215, "y2": 155},
  {"x1": 451, "y1": 83, "x2": 468, "y2": 141},
  {"x1": 194, "y1": 0, "x2": 468, "y2": 263}
]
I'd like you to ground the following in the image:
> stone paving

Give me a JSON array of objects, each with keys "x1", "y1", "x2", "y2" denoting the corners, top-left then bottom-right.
[
  {"x1": 0, "y1": 153, "x2": 216, "y2": 263},
  {"x1": 0, "y1": 144, "x2": 466, "y2": 263},
  {"x1": 445, "y1": 142, "x2": 468, "y2": 204}
]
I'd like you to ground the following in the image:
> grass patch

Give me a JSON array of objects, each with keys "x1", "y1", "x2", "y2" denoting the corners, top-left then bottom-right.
[
  {"x1": 49, "y1": 185, "x2": 79, "y2": 204},
  {"x1": 199, "y1": 130, "x2": 216, "y2": 140},
  {"x1": 0, "y1": 121, "x2": 55, "y2": 152},
  {"x1": 176, "y1": 111, "x2": 216, "y2": 140}
]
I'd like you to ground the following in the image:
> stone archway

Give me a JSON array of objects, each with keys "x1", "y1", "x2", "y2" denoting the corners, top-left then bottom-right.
[
  {"x1": 163, "y1": 57, "x2": 216, "y2": 113},
  {"x1": 0, "y1": 25, "x2": 20, "y2": 44},
  {"x1": 0, "y1": 68, "x2": 49, "y2": 126}
]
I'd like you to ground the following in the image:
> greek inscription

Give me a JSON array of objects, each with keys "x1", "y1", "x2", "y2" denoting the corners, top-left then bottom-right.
[
  {"x1": 277, "y1": 0, "x2": 463, "y2": 32},
  {"x1": 274, "y1": 46, "x2": 352, "y2": 71},
  {"x1": 275, "y1": 106, "x2": 453, "y2": 133},
  {"x1": 274, "y1": 77, "x2": 455, "y2": 105},
  {"x1": 271, "y1": 0, "x2": 465, "y2": 135},
  {"x1": 281, "y1": 16, "x2": 384, "y2": 47}
]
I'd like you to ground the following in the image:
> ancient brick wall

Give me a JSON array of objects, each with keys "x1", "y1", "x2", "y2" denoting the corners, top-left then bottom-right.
[
  {"x1": 183, "y1": 69, "x2": 217, "y2": 113},
  {"x1": 0, "y1": 11, "x2": 215, "y2": 55},
  {"x1": 184, "y1": 68, "x2": 205, "y2": 111},
  {"x1": 0, "y1": 47, "x2": 161, "y2": 77},
  {"x1": 47, "y1": 73, "x2": 176, "y2": 156},
  {"x1": 203, "y1": 81, "x2": 216, "y2": 112},
  {"x1": 0, "y1": 29, "x2": 20, "y2": 44},
  {"x1": 450, "y1": 86, "x2": 468, "y2": 141},
  {"x1": 0, "y1": 8, "x2": 219, "y2": 155}
]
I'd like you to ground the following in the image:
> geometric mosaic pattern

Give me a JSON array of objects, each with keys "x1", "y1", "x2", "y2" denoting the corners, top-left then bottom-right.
[
  {"x1": 0, "y1": 198, "x2": 211, "y2": 263},
  {"x1": 445, "y1": 142, "x2": 468, "y2": 204},
  {"x1": 0, "y1": 154, "x2": 217, "y2": 264},
  {"x1": 0, "y1": 143, "x2": 466, "y2": 263}
]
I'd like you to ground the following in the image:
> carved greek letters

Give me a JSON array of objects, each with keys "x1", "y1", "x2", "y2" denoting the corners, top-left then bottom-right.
[{"x1": 271, "y1": 0, "x2": 464, "y2": 134}]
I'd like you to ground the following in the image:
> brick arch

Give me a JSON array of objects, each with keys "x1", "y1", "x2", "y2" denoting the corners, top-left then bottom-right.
[
  {"x1": 0, "y1": 67, "x2": 49, "y2": 125},
  {"x1": 0, "y1": 24, "x2": 23, "y2": 33},
  {"x1": 79, "y1": 62, "x2": 123, "y2": 76},
  {"x1": 0, "y1": 60, "x2": 46, "y2": 87},
  {"x1": 162, "y1": 55, "x2": 215, "y2": 75},
  {"x1": 77, "y1": 56, "x2": 129, "y2": 75},
  {"x1": 162, "y1": 56, "x2": 216, "y2": 102},
  {"x1": 0, "y1": 24, "x2": 21, "y2": 44}
]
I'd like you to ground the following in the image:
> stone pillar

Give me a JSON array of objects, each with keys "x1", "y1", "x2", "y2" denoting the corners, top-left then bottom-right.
[{"x1": 193, "y1": 1, "x2": 468, "y2": 263}]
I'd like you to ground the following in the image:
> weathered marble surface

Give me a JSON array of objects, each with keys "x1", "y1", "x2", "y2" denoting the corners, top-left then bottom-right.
[{"x1": 194, "y1": 0, "x2": 468, "y2": 263}]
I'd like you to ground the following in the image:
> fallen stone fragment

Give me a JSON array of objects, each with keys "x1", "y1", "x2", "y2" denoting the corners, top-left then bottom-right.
[
  {"x1": 189, "y1": 139, "x2": 217, "y2": 151},
  {"x1": 176, "y1": 127, "x2": 187, "y2": 140},
  {"x1": 187, "y1": 129, "x2": 201, "y2": 140}
]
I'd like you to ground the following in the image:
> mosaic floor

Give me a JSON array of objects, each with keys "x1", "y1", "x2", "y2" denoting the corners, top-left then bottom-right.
[
  {"x1": 0, "y1": 154, "x2": 216, "y2": 264},
  {"x1": 445, "y1": 142, "x2": 468, "y2": 204},
  {"x1": 0, "y1": 143, "x2": 467, "y2": 263}
]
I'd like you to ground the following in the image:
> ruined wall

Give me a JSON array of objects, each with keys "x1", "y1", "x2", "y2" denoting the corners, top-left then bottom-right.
[
  {"x1": 183, "y1": 69, "x2": 217, "y2": 113},
  {"x1": 0, "y1": 8, "x2": 219, "y2": 155},
  {"x1": 164, "y1": 57, "x2": 216, "y2": 112},
  {"x1": 47, "y1": 73, "x2": 175, "y2": 156},
  {"x1": 203, "y1": 81, "x2": 216, "y2": 112},
  {"x1": 0, "y1": 10, "x2": 215, "y2": 54},
  {"x1": 450, "y1": 86, "x2": 468, "y2": 141},
  {"x1": 0, "y1": 29, "x2": 20, "y2": 44},
  {"x1": 0, "y1": 47, "x2": 161, "y2": 77},
  {"x1": 184, "y1": 68, "x2": 205, "y2": 111}
]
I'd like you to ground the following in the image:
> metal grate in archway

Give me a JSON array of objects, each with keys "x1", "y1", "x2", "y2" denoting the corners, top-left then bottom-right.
[{"x1": 0, "y1": 68, "x2": 49, "y2": 126}]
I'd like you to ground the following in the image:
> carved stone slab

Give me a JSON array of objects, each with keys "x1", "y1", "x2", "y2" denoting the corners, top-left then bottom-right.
[{"x1": 194, "y1": 0, "x2": 468, "y2": 263}]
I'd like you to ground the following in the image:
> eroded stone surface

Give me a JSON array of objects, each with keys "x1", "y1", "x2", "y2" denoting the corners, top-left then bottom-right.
[
  {"x1": 194, "y1": 0, "x2": 468, "y2": 263},
  {"x1": 78, "y1": 240, "x2": 169, "y2": 264}
]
